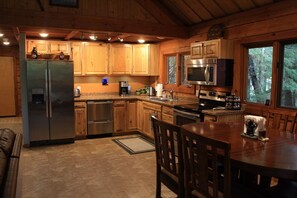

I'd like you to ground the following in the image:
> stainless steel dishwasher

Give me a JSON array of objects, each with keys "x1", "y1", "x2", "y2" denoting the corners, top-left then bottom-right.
[{"x1": 87, "y1": 101, "x2": 113, "y2": 135}]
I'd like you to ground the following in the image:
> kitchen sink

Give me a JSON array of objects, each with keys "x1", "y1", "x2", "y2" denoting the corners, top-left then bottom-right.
[{"x1": 148, "y1": 97, "x2": 177, "y2": 102}]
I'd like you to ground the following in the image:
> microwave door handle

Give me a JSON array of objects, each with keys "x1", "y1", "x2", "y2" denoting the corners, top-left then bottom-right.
[{"x1": 204, "y1": 66, "x2": 210, "y2": 84}]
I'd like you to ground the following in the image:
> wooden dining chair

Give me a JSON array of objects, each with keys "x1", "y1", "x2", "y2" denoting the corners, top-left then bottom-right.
[
  {"x1": 181, "y1": 128, "x2": 231, "y2": 198},
  {"x1": 261, "y1": 110, "x2": 297, "y2": 197},
  {"x1": 263, "y1": 109, "x2": 297, "y2": 133},
  {"x1": 151, "y1": 115, "x2": 184, "y2": 198}
]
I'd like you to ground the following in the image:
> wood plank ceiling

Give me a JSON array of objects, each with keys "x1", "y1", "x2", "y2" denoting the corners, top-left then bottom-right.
[{"x1": 0, "y1": 0, "x2": 281, "y2": 46}]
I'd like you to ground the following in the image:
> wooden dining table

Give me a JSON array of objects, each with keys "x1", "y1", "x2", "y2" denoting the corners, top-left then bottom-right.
[{"x1": 181, "y1": 122, "x2": 297, "y2": 181}]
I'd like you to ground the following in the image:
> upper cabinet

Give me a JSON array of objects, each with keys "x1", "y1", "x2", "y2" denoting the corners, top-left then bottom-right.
[
  {"x1": 109, "y1": 44, "x2": 132, "y2": 74},
  {"x1": 27, "y1": 40, "x2": 70, "y2": 55},
  {"x1": 27, "y1": 40, "x2": 159, "y2": 76},
  {"x1": 49, "y1": 41, "x2": 70, "y2": 54},
  {"x1": 132, "y1": 44, "x2": 159, "y2": 76},
  {"x1": 71, "y1": 42, "x2": 109, "y2": 76},
  {"x1": 83, "y1": 43, "x2": 109, "y2": 75},
  {"x1": 190, "y1": 39, "x2": 233, "y2": 59}
]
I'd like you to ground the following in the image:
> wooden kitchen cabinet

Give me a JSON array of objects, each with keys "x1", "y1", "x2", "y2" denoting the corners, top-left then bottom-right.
[
  {"x1": 127, "y1": 100, "x2": 137, "y2": 130},
  {"x1": 83, "y1": 43, "x2": 109, "y2": 75},
  {"x1": 113, "y1": 100, "x2": 126, "y2": 133},
  {"x1": 142, "y1": 102, "x2": 161, "y2": 139},
  {"x1": 109, "y1": 44, "x2": 132, "y2": 74},
  {"x1": 137, "y1": 101, "x2": 143, "y2": 131},
  {"x1": 27, "y1": 40, "x2": 49, "y2": 54},
  {"x1": 161, "y1": 105, "x2": 174, "y2": 124},
  {"x1": 71, "y1": 42, "x2": 108, "y2": 75},
  {"x1": 49, "y1": 41, "x2": 70, "y2": 54},
  {"x1": 190, "y1": 39, "x2": 233, "y2": 59},
  {"x1": 71, "y1": 42, "x2": 83, "y2": 75},
  {"x1": 204, "y1": 111, "x2": 243, "y2": 123},
  {"x1": 113, "y1": 100, "x2": 137, "y2": 133},
  {"x1": 27, "y1": 40, "x2": 70, "y2": 55},
  {"x1": 74, "y1": 102, "x2": 87, "y2": 138},
  {"x1": 132, "y1": 44, "x2": 159, "y2": 75}
]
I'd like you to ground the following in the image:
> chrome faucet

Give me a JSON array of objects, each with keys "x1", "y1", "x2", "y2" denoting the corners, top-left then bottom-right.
[{"x1": 162, "y1": 89, "x2": 173, "y2": 99}]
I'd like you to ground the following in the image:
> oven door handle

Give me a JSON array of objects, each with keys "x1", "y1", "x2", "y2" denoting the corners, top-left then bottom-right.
[{"x1": 174, "y1": 109, "x2": 200, "y2": 118}]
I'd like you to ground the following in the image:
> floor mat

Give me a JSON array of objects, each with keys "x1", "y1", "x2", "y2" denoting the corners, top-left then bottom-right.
[{"x1": 113, "y1": 136, "x2": 155, "y2": 154}]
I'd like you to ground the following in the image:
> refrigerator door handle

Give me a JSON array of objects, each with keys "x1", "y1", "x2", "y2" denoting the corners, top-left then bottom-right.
[
  {"x1": 45, "y1": 69, "x2": 49, "y2": 118},
  {"x1": 48, "y1": 69, "x2": 52, "y2": 118}
]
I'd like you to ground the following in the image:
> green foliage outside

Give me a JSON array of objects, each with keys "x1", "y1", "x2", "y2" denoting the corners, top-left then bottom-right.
[
  {"x1": 247, "y1": 47, "x2": 273, "y2": 104},
  {"x1": 167, "y1": 56, "x2": 176, "y2": 84},
  {"x1": 281, "y1": 43, "x2": 297, "y2": 108}
]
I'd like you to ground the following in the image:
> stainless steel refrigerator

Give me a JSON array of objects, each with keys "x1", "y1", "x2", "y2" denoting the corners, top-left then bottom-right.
[{"x1": 26, "y1": 60, "x2": 74, "y2": 145}]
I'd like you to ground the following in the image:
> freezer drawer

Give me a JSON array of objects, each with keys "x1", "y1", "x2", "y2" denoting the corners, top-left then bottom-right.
[{"x1": 87, "y1": 121, "x2": 113, "y2": 135}]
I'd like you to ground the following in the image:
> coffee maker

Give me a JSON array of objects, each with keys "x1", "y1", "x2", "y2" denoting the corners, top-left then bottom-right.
[{"x1": 119, "y1": 81, "x2": 129, "y2": 96}]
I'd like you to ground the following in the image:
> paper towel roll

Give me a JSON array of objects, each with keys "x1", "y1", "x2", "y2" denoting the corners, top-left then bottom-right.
[{"x1": 155, "y1": 83, "x2": 163, "y2": 97}]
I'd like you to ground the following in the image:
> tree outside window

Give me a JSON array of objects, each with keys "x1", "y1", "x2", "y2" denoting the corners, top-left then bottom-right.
[
  {"x1": 247, "y1": 46, "x2": 273, "y2": 104},
  {"x1": 167, "y1": 56, "x2": 176, "y2": 84},
  {"x1": 280, "y1": 42, "x2": 297, "y2": 109}
]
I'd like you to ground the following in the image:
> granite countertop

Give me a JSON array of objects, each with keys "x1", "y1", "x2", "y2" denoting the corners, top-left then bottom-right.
[{"x1": 74, "y1": 93, "x2": 197, "y2": 107}]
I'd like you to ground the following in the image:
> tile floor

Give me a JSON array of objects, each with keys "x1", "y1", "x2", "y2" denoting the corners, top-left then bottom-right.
[{"x1": 0, "y1": 117, "x2": 176, "y2": 198}]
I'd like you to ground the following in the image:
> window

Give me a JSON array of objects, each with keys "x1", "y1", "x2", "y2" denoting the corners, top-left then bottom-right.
[
  {"x1": 166, "y1": 55, "x2": 176, "y2": 84},
  {"x1": 280, "y1": 42, "x2": 297, "y2": 109},
  {"x1": 181, "y1": 54, "x2": 190, "y2": 85},
  {"x1": 246, "y1": 46, "x2": 273, "y2": 104},
  {"x1": 163, "y1": 52, "x2": 194, "y2": 94}
]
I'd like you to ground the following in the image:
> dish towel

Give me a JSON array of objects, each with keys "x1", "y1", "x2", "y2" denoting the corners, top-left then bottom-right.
[{"x1": 244, "y1": 115, "x2": 266, "y2": 136}]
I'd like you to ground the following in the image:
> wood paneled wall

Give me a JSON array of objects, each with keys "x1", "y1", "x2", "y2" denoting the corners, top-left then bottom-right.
[{"x1": 159, "y1": 0, "x2": 297, "y2": 112}]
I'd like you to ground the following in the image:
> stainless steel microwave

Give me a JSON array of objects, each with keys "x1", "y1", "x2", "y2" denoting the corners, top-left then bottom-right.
[{"x1": 186, "y1": 58, "x2": 233, "y2": 86}]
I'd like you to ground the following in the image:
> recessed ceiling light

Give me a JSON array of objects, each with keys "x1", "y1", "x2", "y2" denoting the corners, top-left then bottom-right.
[
  {"x1": 39, "y1": 33, "x2": 48, "y2": 38},
  {"x1": 138, "y1": 39, "x2": 145, "y2": 43},
  {"x1": 89, "y1": 35, "x2": 97, "y2": 40},
  {"x1": 0, "y1": 33, "x2": 4, "y2": 37},
  {"x1": 3, "y1": 39, "x2": 10, "y2": 45},
  {"x1": 118, "y1": 37, "x2": 123, "y2": 42}
]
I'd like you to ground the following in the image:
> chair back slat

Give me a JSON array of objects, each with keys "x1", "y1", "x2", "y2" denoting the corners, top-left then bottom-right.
[
  {"x1": 263, "y1": 110, "x2": 297, "y2": 133},
  {"x1": 182, "y1": 129, "x2": 231, "y2": 198},
  {"x1": 151, "y1": 115, "x2": 184, "y2": 197}
]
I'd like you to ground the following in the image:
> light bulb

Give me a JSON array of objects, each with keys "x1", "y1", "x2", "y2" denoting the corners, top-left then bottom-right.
[
  {"x1": 89, "y1": 35, "x2": 97, "y2": 40},
  {"x1": 138, "y1": 39, "x2": 145, "y2": 43},
  {"x1": 0, "y1": 33, "x2": 4, "y2": 37},
  {"x1": 39, "y1": 33, "x2": 48, "y2": 38}
]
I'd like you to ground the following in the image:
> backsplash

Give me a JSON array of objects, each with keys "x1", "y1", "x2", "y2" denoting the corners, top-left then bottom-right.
[{"x1": 74, "y1": 76, "x2": 156, "y2": 94}]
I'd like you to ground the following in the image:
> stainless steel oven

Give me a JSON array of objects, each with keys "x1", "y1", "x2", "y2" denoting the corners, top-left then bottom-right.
[
  {"x1": 173, "y1": 90, "x2": 228, "y2": 126},
  {"x1": 174, "y1": 108, "x2": 202, "y2": 126}
]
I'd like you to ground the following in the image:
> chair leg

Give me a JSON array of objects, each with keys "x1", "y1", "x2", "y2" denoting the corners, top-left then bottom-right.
[{"x1": 156, "y1": 173, "x2": 161, "y2": 198}]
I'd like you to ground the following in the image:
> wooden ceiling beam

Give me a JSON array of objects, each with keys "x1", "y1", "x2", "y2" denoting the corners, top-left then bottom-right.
[
  {"x1": 64, "y1": 30, "x2": 79, "y2": 40},
  {"x1": 12, "y1": 26, "x2": 20, "y2": 41},
  {"x1": 135, "y1": 0, "x2": 183, "y2": 26},
  {"x1": 0, "y1": 8, "x2": 189, "y2": 39},
  {"x1": 190, "y1": 0, "x2": 297, "y2": 36}
]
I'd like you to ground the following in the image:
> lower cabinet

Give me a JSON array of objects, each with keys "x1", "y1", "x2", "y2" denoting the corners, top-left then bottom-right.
[
  {"x1": 162, "y1": 106, "x2": 174, "y2": 124},
  {"x1": 142, "y1": 102, "x2": 161, "y2": 139},
  {"x1": 204, "y1": 112, "x2": 243, "y2": 123},
  {"x1": 74, "y1": 102, "x2": 87, "y2": 138},
  {"x1": 113, "y1": 100, "x2": 137, "y2": 133},
  {"x1": 113, "y1": 100, "x2": 126, "y2": 133}
]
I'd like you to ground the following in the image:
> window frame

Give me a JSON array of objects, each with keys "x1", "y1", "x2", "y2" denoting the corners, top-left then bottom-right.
[
  {"x1": 162, "y1": 51, "x2": 195, "y2": 94},
  {"x1": 243, "y1": 38, "x2": 297, "y2": 111},
  {"x1": 243, "y1": 42, "x2": 274, "y2": 106},
  {"x1": 278, "y1": 39, "x2": 297, "y2": 109}
]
